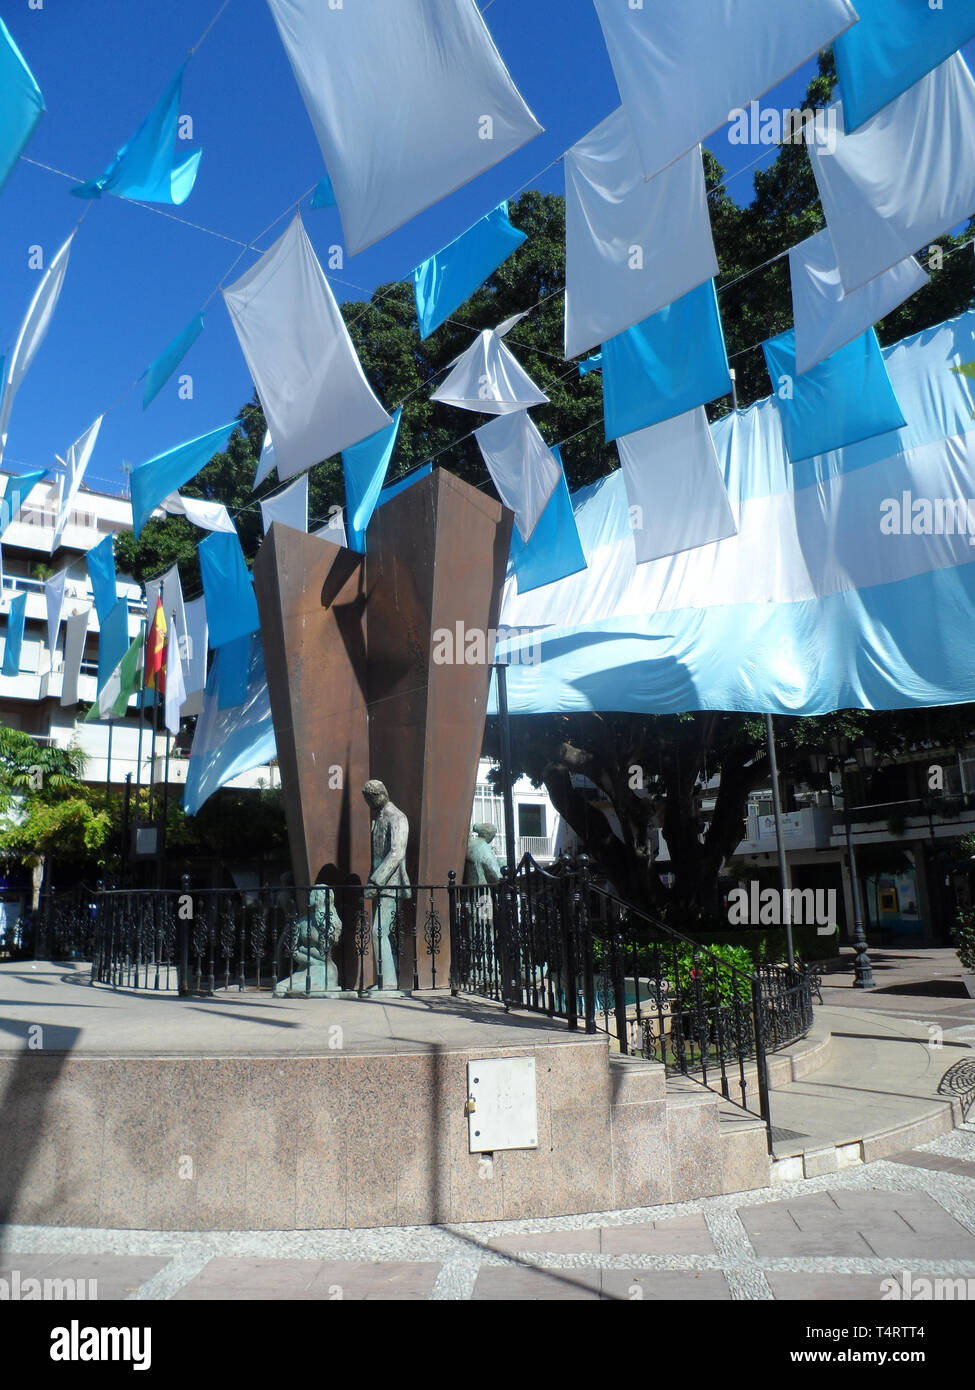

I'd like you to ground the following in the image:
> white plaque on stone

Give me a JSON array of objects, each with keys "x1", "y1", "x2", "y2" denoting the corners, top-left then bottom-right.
[{"x1": 467, "y1": 1056, "x2": 538, "y2": 1153}]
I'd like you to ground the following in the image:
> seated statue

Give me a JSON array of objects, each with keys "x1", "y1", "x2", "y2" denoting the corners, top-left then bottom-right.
[{"x1": 274, "y1": 883, "x2": 343, "y2": 995}]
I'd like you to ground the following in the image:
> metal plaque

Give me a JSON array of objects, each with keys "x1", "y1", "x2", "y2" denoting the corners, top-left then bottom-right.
[{"x1": 467, "y1": 1056, "x2": 538, "y2": 1153}]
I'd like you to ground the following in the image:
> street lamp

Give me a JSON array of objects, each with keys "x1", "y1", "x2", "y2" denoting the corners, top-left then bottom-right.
[{"x1": 823, "y1": 736, "x2": 875, "y2": 989}]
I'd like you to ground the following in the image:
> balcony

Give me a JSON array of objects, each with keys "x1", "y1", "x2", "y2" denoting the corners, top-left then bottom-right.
[{"x1": 735, "y1": 805, "x2": 837, "y2": 855}]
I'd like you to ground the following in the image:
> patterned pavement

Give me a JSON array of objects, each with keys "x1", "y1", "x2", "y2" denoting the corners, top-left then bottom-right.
[{"x1": 2, "y1": 1121, "x2": 973, "y2": 1301}]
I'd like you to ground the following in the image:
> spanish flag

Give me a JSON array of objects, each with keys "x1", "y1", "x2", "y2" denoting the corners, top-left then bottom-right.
[{"x1": 144, "y1": 593, "x2": 167, "y2": 694}]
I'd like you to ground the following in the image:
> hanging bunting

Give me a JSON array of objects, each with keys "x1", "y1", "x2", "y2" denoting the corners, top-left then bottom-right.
[
  {"x1": 161, "y1": 492, "x2": 236, "y2": 534},
  {"x1": 265, "y1": 0, "x2": 542, "y2": 255},
  {"x1": 217, "y1": 633, "x2": 251, "y2": 711},
  {"x1": 310, "y1": 173, "x2": 336, "y2": 209},
  {"x1": 0, "y1": 231, "x2": 74, "y2": 464},
  {"x1": 44, "y1": 569, "x2": 68, "y2": 662},
  {"x1": 618, "y1": 408, "x2": 738, "y2": 565},
  {"x1": 224, "y1": 215, "x2": 392, "y2": 480},
  {"x1": 253, "y1": 431, "x2": 276, "y2": 490},
  {"x1": 86, "y1": 533, "x2": 117, "y2": 623},
  {"x1": 0, "y1": 16, "x2": 44, "y2": 194},
  {"x1": 591, "y1": 0, "x2": 856, "y2": 180},
  {"x1": 130, "y1": 420, "x2": 237, "y2": 538},
  {"x1": 0, "y1": 468, "x2": 45, "y2": 538},
  {"x1": 260, "y1": 473, "x2": 308, "y2": 534},
  {"x1": 142, "y1": 312, "x2": 204, "y2": 408},
  {"x1": 809, "y1": 55, "x2": 975, "y2": 293},
  {"x1": 342, "y1": 408, "x2": 403, "y2": 554},
  {"x1": 60, "y1": 605, "x2": 90, "y2": 708},
  {"x1": 198, "y1": 530, "x2": 260, "y2": 649},
  {"x1": 763, "y1": 328, "x2": 907, "y2": 463},
  {"x1": 86, "y1": 626, "x2": 143, "y2": 723},
  {"x1": 790, "y1": 231, "x2": 929, "y2": 376},
  {"x1": 564, "y1": 111, "x2": 718, "y2": 359},
  {"x1": 475, "y1": 410, "x2": 561, "y2": 543},
  {"x1": 313, "y1": 511, "x2": 348, "y2": 548},
  {"x1": 183, "y1": 636, "x2": 276, "y2": 816},
  {"x1": 600, "y1": 281, "x2": 731, "y2": 443},
  {"x1": 164, "y1": 621, "x2": 187, "y2": 735},
  {"x1": 181, "y1": 596, "x2": 208, "y2": 717},
  {"x1": 95, "y1": 597, "x2": 131, "y2": 700},
  {"x1": 432, "y1": 328, "x2": 548, "y2": 415},
  {"x1": 52, "y1": 415, "x2": 102, "y2": 551},
  {"x1": 72, "y1": 65, "x2": 201, "y2": 205},
  {"x1": 834, "y1": 0, "x2": 975, "y2": 133},
  {"x1": 579, "y1": 354, "x2": 602, "y2": 377},
  {"x1": 508, "y1": 446, "x2": 586, "y2": 595},
  {"x1": 144, "y1": 564, "x2": 187, "y2": 670},
  {"x1": 2, "y1": 590, "x2": 26, "y2": 677},
  {"x1": 414, "y1": 201, "x2": 527, "y2": 339}
]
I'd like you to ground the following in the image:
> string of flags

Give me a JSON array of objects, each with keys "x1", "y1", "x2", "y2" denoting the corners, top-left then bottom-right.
[{"x1": 5, "y1": 1, "x2": 975, "y2": 811}]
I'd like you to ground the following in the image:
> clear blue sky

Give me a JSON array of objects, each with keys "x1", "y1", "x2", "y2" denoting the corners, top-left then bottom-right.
[{"x1": 1, "y1": 1, "x2": 972, "y2": 498}]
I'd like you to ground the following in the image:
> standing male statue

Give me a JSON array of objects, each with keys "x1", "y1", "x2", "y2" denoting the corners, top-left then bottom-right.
[
  {"x1": 464, "y1": 822, "x2": 503, "y2": 926},
  {"x1": 362, "y1": 780, "x2": 410, "y2": 991}
]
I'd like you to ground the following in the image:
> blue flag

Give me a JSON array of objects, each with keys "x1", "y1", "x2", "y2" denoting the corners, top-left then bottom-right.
[
  {"x1": 198, "y1": 530, "x2": 259, "y2": 649},
  {"x1": 763, "y1": 328, "x2": 906, "y2": 464},
  {"x1": 834, "y1": 0, "x2": 975, "y2": 133},
  {"x1": 87, "y1": 533, "x2": 118, "y2": 623},
  {"x1": 0, "y1": 467, "x2": 45, "y2": 538},
  {"x1": 414, "y1": 201, "x2": 527, "y2": 339},
  {"x1": 601, "y1": 280, "x2": 731, "y2": 442},
  {"x1": 142, "y1": 312, "x2": 204, "y2": 408},
  {"x1": 183, "y1": 637, "x2": 276, "y2": 816},
  {"x1": 342, "y1": 408, "x2": 402, "y2": 553},
  {"x1": 2, "y1": 590, "x2": 26, "y2": 676},
  {"x1": 217, "y1": 633, "x2": 251, "y2": 710},
  {"x1": 0, "y1": 18, "x2": 44, "y2": 195},
  {"x1": 72, "y1": 64, "x2": 201, "y2": 205},
  {"x1": 130, "y1": 420, "x2": 237, "y2": 537},
  {"x1": 509, "y1": 447, "x2": 587, "y2": 594},
  {"x1": 311, "y1": 173, "x2": 336, "y2": 209},
  {"x1": 96, "y1": 597, "x2": 130, "y2": 696}
]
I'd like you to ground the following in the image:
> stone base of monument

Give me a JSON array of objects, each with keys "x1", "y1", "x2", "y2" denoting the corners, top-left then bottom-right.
[{"x1": 0, "y1": 964, "x2": 772, "y2": 1232}]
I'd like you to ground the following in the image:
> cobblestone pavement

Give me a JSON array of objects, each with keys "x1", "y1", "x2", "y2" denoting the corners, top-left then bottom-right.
[{"x1": 2, "y1": 1121, "x2": 973, "y2": 1301}]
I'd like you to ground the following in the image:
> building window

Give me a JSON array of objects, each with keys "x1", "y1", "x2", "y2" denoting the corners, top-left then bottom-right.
[{"x1": 518, "y1": 804, "x2": 546, "y2": 839}]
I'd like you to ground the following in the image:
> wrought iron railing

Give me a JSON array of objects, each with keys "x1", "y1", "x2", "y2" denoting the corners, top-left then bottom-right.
[
  {"x1": 43, "y1": 881, "x2": 448, "y2": 996},
  {"x1": 448, "y1": 855, "x2": 818, "y2": 1143}
]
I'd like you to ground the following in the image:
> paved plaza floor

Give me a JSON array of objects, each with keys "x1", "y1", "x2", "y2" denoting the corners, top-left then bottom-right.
[
  {"x1": 1, "y1": 945, "x2": 973, "y2": 1301},
  {"x1": 1, "y1": 1122, "x2": 973, "y2": 1300}
]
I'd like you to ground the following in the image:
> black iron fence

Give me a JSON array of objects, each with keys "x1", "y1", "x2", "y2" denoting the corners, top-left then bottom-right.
[
  {"x1": 449, "y1": 855, "x2": 818, "y2": 1142},
  {"x1": 41, "y1": 857, "x2": 817, "y2": 1145},
  {"x1": 45, "y1": 881, "x2": 447, "y2": 996}
]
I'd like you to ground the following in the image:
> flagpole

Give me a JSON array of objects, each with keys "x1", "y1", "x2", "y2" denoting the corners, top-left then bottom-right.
[{"x1": 159, "y1": 612, "x2": 177, "y2": 888}]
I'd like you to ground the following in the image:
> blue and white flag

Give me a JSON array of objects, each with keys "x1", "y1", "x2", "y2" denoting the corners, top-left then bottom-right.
[
  {"x1": 183, "y1": 636, "x2": 276, "y2": 816},
  {"x1": 494, "y1": 308, "x2": 975, "y2": 718}
]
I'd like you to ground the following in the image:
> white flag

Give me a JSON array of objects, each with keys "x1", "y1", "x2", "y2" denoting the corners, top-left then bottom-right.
[
  {"x1": 44, "y1": 568, "x2": 68, "y2": 666},
  {"x1": 265, "y1": 0, "x2": 542, "y2": 255},
  {"x1": 564, "y1": 113, "x2": 718, "y2": 359},
  {"x1": 432, "y1": 329, "x2": 549, "y2": 415},
  {"x1": 164, "y1": 627, "x2": 187, "y2": 736},
  {"x1": 0, "y1": 231, "x2": 75, "y2": 464},
  {"x1": 260, "y1": 473, "x2": 308, "y2": 534},
  {"x1": 253, "y1": 430, "x2": 276, "y2": 489},
  {"x1": 475, "y1": 411, "x2": 561, "y2": 543},
  {"x1": 223, "y1": 215, "x2": 392, "y2": 481},
  {"x1": 52, "y1": 415, "x2": 102, "y2": 551},
  {"x1": 618, "y1": 408, "x2": 738, "y2": 565},
  {"x1": 60, "y1": 605, "x2": 90, "y2": 707},
  {"x1": 162, "y1": 491, "x2": 236, "y2": 534}
]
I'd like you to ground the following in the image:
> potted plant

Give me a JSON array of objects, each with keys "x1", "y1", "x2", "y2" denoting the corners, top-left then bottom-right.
[{"x1": 952, "y1": 908, "x2": 975, "y2": 998}]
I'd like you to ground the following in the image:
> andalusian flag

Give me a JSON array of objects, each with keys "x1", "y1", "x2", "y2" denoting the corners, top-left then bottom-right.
[
  {"x1": 144, "y1": 593, "x2": 166, "y2": 694},
  {"x1": 85, "y1": 627, "x2": 144, "y2": 722}
]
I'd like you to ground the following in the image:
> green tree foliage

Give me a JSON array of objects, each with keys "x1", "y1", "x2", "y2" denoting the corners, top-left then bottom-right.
[{"x1": 0, "y1": 728, "x2": 110, "y2": 866}]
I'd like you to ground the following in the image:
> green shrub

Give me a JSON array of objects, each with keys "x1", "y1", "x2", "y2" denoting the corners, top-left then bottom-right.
[{"x1": 953, "y1": 909, "x2": 975, "y2": 972}]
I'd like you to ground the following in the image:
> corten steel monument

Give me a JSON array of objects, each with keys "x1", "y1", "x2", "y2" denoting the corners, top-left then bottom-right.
[{"x1": 254, "y1": 468, "x2": 513, "y2": 989}]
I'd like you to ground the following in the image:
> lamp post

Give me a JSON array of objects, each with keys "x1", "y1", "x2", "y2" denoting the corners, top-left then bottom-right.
[{"x1": 821, "y1": 736, "x2": 875, "y2": 990}]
